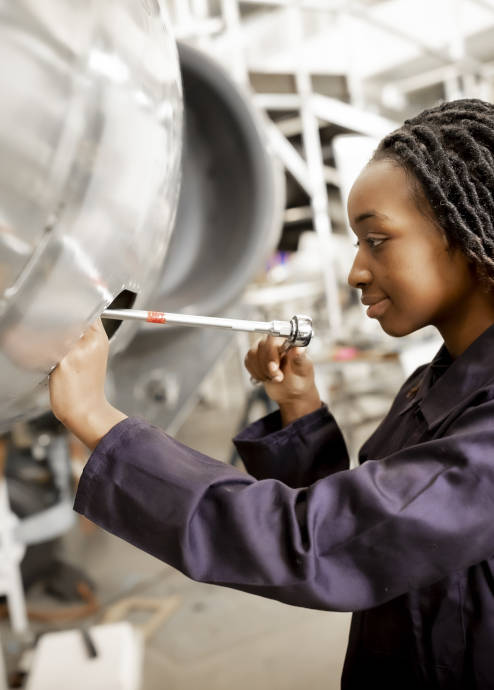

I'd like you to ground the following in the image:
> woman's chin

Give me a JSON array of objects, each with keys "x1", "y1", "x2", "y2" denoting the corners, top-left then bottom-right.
[{"x1": 378, "y1": 316, "x2": 418, "y2": 338}]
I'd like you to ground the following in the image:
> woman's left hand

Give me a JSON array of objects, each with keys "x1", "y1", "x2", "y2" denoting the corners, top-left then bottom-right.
[{"x1": 49, "y1": 318, "x2": 127, "y2": 450}]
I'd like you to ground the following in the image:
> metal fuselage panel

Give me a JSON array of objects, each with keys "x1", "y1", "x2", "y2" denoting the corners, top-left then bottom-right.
[{"x1": 0, "y1": 0, "x2": 183, "y2": 430}]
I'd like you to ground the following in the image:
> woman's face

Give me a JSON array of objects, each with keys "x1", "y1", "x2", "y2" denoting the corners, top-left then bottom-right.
[{"x1": 347, "y1": 158, "x2": 479, "y2": 339}]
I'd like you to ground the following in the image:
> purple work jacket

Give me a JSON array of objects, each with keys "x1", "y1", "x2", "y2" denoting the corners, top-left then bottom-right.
[{"x1": 75, "y1": 323, "x2": 494, "y2": 689}]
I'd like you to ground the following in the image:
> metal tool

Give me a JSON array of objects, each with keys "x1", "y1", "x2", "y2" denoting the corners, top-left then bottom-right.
[{"x1": 102, "y1": 309, "x2": 313, "y2": 350}]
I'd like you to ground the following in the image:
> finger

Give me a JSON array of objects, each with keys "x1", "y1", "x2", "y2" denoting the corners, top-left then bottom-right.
[
  {"x1": 79, "y1": 320, "x2": 109, "y2": 353},
  {"x1": 79, "y1": 317, "x2": 104, "y2": 339},
  {"x1": 244, "y1": 349, "x2": 264, "y2": 383},
  {"x1": 258, "y1": 336, "x2": 284, "y2": 380},
  {"x1": 256, "y1": 339, "x2": 271, "y2": 380},
  {"x1": 92, "y1": 318, "x2": 110, "y2": 345},
  {"x1": 251, "y1": 342, "x2": 273, "y2": 382},
  {"x1": 267, "y1": 361, "x2": 284, "y2": 383},
  {"x1": 94, "y1": 317, "x2": 107, "y2": 334}
]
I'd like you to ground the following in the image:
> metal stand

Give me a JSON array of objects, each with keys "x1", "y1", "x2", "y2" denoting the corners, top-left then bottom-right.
[
  {"x1": 0, "y1": 482, "x2": 28, "y2": 633},
  {"x1": 0, "y1": 641, "x2": 6, "y2": 690},
  {"x1": 0, "y1": 475, "x2": 29, "y2": 690}
]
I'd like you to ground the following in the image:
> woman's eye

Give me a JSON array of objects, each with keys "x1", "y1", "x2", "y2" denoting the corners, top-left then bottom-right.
[
  {"x1": 366, "y1": 237, "x2": 386, "y2": 248},
  {"x1": 353, "y1": 238, "x2": 386, "y2": 249}
]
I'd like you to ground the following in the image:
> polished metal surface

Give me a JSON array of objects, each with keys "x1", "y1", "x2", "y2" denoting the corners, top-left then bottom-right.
[
  {"x1": 0, "y1": 0, "x2": 183, "y2": 430},
  {"x1": 146, "y1": 41, "x2": 285, "y2": 317},
  {"x1": 287, "y1": 315, "x2": 313, "y2": 348}
]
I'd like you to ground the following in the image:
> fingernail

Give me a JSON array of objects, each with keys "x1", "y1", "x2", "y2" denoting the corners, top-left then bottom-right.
[
  {"x1": 268, "y1": 361, "x2": 278, "y2": 374},
  {"x1": 273, "y1": 374, "x2": 283, "y2": 382}
]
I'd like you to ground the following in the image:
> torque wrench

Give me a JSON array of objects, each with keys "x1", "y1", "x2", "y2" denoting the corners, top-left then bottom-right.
[{"x1": 102, "y1": 309, "x2": 313, "y2": 351}]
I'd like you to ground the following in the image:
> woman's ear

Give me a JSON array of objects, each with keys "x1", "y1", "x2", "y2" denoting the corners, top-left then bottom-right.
[
  {"x1": 440, "y1": 229, "x2": 451, "y2": 249},
  {"x1": 437, "y1": 225, "x2": 455, "y2": 253}
]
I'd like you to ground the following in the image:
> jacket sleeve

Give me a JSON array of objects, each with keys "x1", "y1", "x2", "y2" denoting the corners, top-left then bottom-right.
[
  {"x1": 232, "y1": 404, "x2": 350, "y2": 487},
  {"x1": 73, "y1": 402, "x2": 494, "y2": 613}
]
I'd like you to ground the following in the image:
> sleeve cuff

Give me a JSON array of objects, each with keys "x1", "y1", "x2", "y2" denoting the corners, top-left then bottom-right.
[
  {"x1": 74, "y1": 416, "x2": 152, "y2": 511},
  {"x1": 234, "y1": 403, "x2": 329, "y2": 445},
  {"x1": 233, "y1": 404, "x2": 342, "y2": 486}
]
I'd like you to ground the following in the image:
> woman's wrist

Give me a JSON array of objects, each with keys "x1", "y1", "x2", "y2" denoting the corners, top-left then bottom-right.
[
  {"x1": 279, "y1": 392, "x2": 322, "y2": 427},
  {"x1": 66, "y1": 401, "x2": 128, "y2": 451}
]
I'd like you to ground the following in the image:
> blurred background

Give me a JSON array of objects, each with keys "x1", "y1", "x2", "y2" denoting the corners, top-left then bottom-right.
[{"x1": 2, "y1": 1, "x2": 494, "y2": 688}]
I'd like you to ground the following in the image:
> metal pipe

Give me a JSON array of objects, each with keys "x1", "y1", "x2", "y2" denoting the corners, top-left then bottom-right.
[{"x1": 220, "y1": 0, "x2": 249, "y2": 85}]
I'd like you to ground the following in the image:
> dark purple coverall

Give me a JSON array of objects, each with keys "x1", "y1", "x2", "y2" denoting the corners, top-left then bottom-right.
[{"x1": 74, "y1": 323, "x2": 494, "y2": 689}]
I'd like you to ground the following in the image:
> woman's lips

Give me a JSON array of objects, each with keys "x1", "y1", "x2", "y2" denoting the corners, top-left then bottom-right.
[{"x1": 366, "y1": 297, "x2": 391, "y2": 318}]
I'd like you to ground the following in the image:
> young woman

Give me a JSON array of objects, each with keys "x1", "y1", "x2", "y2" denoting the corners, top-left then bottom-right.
[{"x1": 50, "y1": 99, "x2": 494, "y2": 689}]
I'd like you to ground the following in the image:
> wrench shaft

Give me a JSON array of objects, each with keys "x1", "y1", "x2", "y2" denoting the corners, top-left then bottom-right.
[{"x1": 102, "y1": 309, "x2": 293, "y2": 338}]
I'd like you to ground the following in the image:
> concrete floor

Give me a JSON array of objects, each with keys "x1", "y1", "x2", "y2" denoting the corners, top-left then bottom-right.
[
  {"x1": 2, "y1": 346, "x2": 405, "y2": 689},
  {"x1": 64, "y1": 525, "x2": 351, "y2": 690}
]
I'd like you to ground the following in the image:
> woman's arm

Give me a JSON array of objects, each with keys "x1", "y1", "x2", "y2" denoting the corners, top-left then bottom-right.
[
  {"x1": 51, "y1": 319, "x2": 494, "y2": 613},
  {"x1": 237, "y1": 335, "x2": 350, "y2": 485},
  {"x1": 233, "y1": 405, "x2": 350, "y2": 487},
  {"x1": 73, "y1": 400, "x2": 494, "y2": 613}
]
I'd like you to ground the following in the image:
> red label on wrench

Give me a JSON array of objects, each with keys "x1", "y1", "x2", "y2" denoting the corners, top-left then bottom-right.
[{"x1": 147, "y1": 311, "x2": 167, "y2": 324}]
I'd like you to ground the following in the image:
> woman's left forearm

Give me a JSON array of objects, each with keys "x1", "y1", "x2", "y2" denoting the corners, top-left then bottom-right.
[{"x1": 67, "y1": 401, "x2": 128, "y2": 451}]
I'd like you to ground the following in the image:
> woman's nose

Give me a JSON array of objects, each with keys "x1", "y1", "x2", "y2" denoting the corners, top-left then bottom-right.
[{"x1": 347, "y1": 252, "x2": 372, "y2": 289}]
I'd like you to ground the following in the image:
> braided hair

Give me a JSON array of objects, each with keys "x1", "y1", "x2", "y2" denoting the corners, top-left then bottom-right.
[{"x1": 371, "y1": 98, "x2": 494, "y2": 288}]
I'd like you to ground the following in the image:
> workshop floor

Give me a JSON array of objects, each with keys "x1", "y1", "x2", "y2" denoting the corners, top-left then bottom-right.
[
  {"x1": 64, "y1": 520, "x2": 351, "y2": 690},
  {"x1": 2, "y1": 345, "x2": 404, "y2": 689}
]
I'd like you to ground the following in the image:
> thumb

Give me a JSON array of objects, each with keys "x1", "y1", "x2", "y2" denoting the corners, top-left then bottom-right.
[{"x1": 284, "y1": 347, "x2": 311, "y2": 374}]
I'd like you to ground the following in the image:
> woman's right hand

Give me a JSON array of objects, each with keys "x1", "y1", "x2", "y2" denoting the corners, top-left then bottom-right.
[{"x1": 244, "y1": 336, "x2": 321, "y2": 426}]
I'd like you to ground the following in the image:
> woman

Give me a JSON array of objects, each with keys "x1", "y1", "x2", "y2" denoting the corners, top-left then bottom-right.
[{"x1": 50, "y1": 99, "x2": 494, "y2": 689}]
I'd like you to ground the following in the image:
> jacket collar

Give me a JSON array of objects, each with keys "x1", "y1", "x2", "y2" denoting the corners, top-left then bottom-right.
[{"x1": 399, "y1": 322, "x2": 494, "y2": 429}]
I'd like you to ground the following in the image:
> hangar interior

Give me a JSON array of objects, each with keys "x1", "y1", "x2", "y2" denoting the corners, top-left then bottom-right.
[{"x1": 2, "y1": 1, "x2": 494, "y2": 688}]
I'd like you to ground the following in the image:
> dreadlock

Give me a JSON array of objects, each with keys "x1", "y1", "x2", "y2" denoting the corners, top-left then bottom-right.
[{"x1": 372, "y1": 98, "x2": 494, "y2": 287}]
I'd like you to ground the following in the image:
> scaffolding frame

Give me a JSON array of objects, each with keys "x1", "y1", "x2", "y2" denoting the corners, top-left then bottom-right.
[{"x1": 165, "y1": 0, "x2": 494, "y2": 338}]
